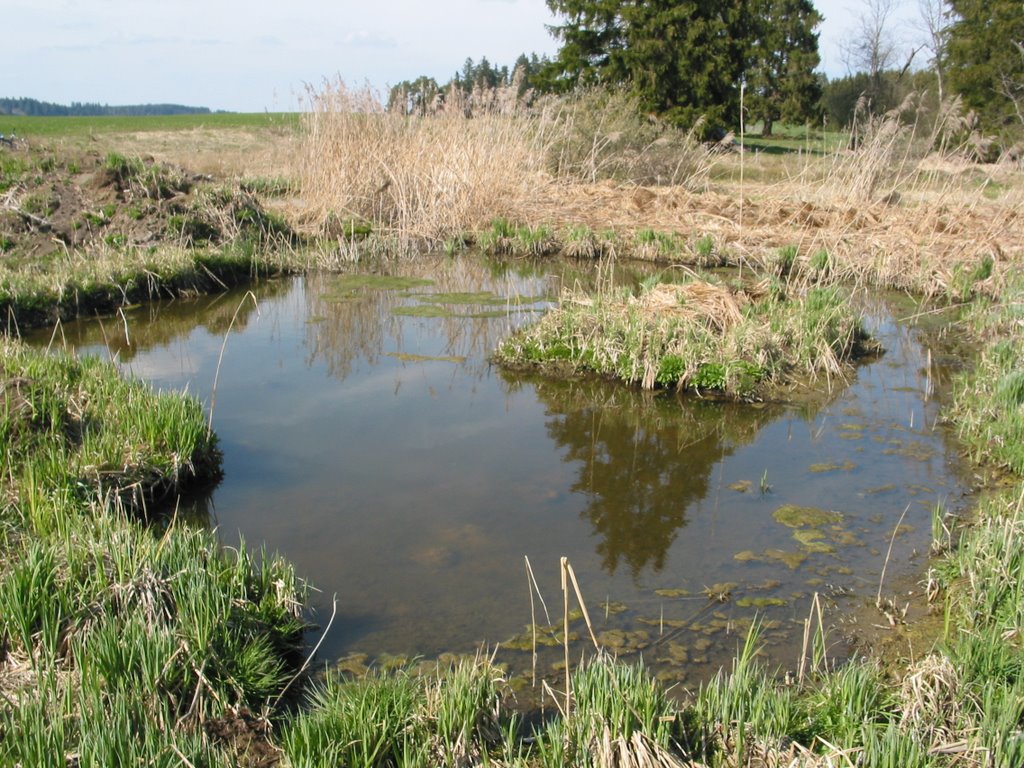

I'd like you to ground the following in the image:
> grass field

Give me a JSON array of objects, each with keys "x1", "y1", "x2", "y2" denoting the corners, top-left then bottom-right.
[{"x1": 1, "y1": 111, "x2": 300, "y2": 138}]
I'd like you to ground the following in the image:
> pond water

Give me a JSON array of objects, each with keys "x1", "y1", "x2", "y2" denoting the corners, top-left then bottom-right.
[{"x1": 29, "y1": 256, "x2": 970, "y2": 689}]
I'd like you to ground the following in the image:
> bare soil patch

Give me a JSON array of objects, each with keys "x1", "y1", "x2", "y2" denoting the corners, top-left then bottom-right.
[{"x1": 0, "y1": 141, "x2": 294, "y2": 261}]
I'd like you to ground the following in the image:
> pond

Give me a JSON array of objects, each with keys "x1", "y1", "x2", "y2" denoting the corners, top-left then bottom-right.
[{"x1": 29, "y1": 255, "x2": 970, "y2": 689}]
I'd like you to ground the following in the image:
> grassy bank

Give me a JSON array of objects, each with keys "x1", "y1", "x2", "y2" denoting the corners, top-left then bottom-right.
[
  {"x1": 1, "y1": 139, "x2": 310, "y2": 329},
  {"x1": 0, "y1": 339, "x2": 307, "y2": 766}
]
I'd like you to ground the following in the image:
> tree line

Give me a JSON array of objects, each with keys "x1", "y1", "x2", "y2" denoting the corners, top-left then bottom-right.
[
  {"x1": 390, "y1": 0, "x2": 1022, "y2": 142},
  {"x1": 0, "y1": 98, "x2": 212, "y2": 117}
]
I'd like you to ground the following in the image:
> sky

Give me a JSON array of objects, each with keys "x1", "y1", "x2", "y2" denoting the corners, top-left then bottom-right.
[{"x1": 7, "y1": 0, "x2": 926, "y2": 113}]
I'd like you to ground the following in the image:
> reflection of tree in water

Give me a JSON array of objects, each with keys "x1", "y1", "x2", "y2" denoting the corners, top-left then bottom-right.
[
  {"x1": 522, "y1": 375, "x2": 787, "y2": 577},
  {"x1": 302, "y1": 274, "x2": 392, "y2": 381},
  {"x1": 302, "y1": 259, "x2": 557, "y2": 384}
]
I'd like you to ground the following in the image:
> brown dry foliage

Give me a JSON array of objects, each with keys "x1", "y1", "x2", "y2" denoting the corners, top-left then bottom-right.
[
  {"x1": 292, "y1": 84, "x2": 1022, "y2": 299},
  {"x1": 298, "y1": 79, "x2": 552, "y2": 248}
]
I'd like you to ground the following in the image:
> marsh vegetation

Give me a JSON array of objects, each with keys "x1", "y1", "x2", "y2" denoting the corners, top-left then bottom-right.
[{"x1": 0, "y1": 90, "x2": 1022, "y2": 765}]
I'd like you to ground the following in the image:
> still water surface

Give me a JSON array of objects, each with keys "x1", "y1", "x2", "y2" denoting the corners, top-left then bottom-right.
[{"x1": 31, "y1": 256, "x2": 969, "y2": 686}]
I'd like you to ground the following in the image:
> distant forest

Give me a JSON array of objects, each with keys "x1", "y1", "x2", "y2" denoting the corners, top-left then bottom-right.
[{"x1": 0, "y1": 98, "x2": 213, "y2": 117}]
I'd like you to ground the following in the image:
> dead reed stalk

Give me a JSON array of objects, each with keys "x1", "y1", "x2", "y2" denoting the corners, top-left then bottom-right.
[{"x1": 299, "y1": 79, "x2": 552, "y2": 248}]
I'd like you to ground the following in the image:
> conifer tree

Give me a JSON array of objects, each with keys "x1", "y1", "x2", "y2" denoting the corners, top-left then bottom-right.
[
  {"x1": 542, "y1": 0, "x2": 823, "y2": 133},
  {"x1": 945, "y1": 0, "x2": 1024, "y2": 131},
  {"x1": 745, "y1": 0, "x2": 823, "y2": 136}
]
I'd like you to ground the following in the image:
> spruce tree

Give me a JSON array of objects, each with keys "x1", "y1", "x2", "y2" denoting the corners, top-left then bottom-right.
[
  {"x1": 540, "y1": 0, "x2": 628, "y2": 90},
  {"x1": 542, "y1": 0, "x2": 823, "y2": 135},
  {"x1": 745, "y1": 0, "x2": 823, "y2": 136},
  {"x1": 945, "y1": 0, "x2": 1024, "y2": 131},
  {"x1": 621, "y1": 0, "x2": 745, "y2": 131}
]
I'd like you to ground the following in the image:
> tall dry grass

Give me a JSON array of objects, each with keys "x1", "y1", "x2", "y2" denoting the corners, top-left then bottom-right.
[
  {"x1": 299, "y1": 78, "x2": 551, "y2": 249},
  {"x1": 298, "y1": 80, "x2": 715, "y2": 251},
  {"x1": 536, "y1": 87, "x2": 715, "y2": 188}
]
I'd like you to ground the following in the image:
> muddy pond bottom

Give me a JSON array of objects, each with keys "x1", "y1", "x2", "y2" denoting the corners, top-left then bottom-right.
[{"x1": 32, "y1": 257, "x2": 970, "y2": 689}]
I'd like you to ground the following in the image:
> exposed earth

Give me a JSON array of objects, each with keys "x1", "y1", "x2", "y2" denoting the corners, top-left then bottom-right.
[{"x1": 0, "y1": 138, "x2": 297, "y2": 263}]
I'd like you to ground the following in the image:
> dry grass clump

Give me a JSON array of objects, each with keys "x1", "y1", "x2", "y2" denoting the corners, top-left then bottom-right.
[
  {"x1": 299, "y1": 79, "x2": 551, "y2": 249},
  {"x1": 538, "y1": 87, "x2": 715, "y2": 189},
  {"x1": 897, "y1": 654, "x2": 968, "y2": 752},
  {"x1": 632, "y1": 282, "x2": 745, "y2": 332}
]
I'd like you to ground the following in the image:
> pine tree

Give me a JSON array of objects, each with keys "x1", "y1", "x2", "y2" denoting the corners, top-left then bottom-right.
[
  {"x1": 945, "y1": 0, "x2": 1024, "y2": 131},
  {"x1": 745, "y1": 0, "x2": 822, "y2": 136},
  {"x1": 539, "y1": 0, "x2": 628, "y2": 90},
  {"x1": 542, "y1": 0, "x2": 822, "y2": 134}
]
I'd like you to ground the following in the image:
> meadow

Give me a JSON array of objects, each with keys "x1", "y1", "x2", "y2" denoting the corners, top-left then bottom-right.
[{"x1": 1, "y1": 84, "x2": 1023, "y2": 765}]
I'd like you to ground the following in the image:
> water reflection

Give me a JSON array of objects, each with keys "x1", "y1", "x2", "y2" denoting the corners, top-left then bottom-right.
[
  {"x1": 519, "y1": 375, "x2": 789, "y2": 576},
  {"x1": 23, "y1": 257, "x2": 969, "y2": 684},
  {"x1": 53, "y1": 281, "x2": 283, "y2": 363},
  {"x1": 300, "y1": 259, "x2": 562, "y2": 386}
]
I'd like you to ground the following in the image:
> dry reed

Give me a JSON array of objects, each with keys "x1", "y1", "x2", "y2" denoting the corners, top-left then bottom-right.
[
  {"x1": 299, "y1": 79, "x2": 552, "y2": 249},
  {"x1": 523, "y1": 104, "x2": 1021, "y2": 300}
]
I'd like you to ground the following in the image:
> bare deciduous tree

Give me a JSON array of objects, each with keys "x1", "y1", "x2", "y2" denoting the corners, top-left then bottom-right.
[
  {"x1": 917, "y1": 0, "x2": 952, "y2": 102},
  {"x1": 1002, "y1": 39, "x2": 1024, "y2": 125},
  {"x1": 841, "y1": 0, "x2": 902, "y2": 112}
]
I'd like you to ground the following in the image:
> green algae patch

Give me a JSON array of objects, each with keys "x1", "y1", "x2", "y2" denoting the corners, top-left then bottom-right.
[
  {"x1": 831, "y1": 530, "x2": 864, "y2": 547},
  {"x1": 393, "y1": 291, "x2": 550, "y2": 319},
  {"x1": 773, "y1": 504, "x2": 843, "y2": 528},
  {"x1": 762, "y1": 549, "x2": 808, "y2": 569},
  {"x1": 638, "y1": 617, "x2": 689, "y2": 629},
  {"x1": 391, "y1": 304, "x2": 452, "y2": 318},
  {"x1": 729, "y1": 479, "x2": 753, "y2": 492},
  {"x1": 392, "y1": 305, "x2": 509, "y2": 319},
  {"x1": 735, "y1": 549, "x2": 807, "y2": 568},
  {"x1": 793, "y1": 529, "x2": 835, "y2": 553},
  {"x1": 504, "y1": 625, "x2": 580, "y2": 650},
  {"x1": 736, "y1": 596, "x2": 788, "y2": 608},
  {"x1": 415, "y1": 291, "x2": 549, "y2": 306},
  {"x1": 863, "y1": 483, "x2": 898, "y2": 495},
  {"x1": 334, "y1": 274, "x2": 434, "y2": 291},
  {"x1": 597, "y1": 629, "x2": 650, "y2": 652},
  {"x1": 335, "y1": 653, "x2": 370, "y2": 677},
  {"x1": 702, "y1": 582, "x2": 738, "y2": 600},
  {"x1": 387, "y1": 352, "x2": 467, "y2": 364},
  {"x1": 654, "y1": 587, "x2": 693, "y2": 598},
  {"x1": 664, "y1": 643, "x2": 689, "y2": 665},
  {"x1": 808, "y1": 459, "x2": 857, "y2": 473},
  {"x1": 321, "y1": 274, "x2": 435, "y2": 302},
  {"x1": 601, "y1": 601, "x2": 629, "y2": 616}
]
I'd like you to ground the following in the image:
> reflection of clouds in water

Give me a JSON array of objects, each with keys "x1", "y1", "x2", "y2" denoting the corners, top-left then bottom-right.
[{"x1": 122, "y1": 352, "x2": 201, "y2": 385}]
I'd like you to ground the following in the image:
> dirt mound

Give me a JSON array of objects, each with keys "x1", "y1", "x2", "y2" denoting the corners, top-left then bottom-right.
[{"x1": 0, "y1": 144, "x2": 295, "y2": 260}]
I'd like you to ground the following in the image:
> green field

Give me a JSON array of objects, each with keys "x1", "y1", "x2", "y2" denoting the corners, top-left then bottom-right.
[{"x1": 0, "y1": 111, "x2": 300, "y2": 138}]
